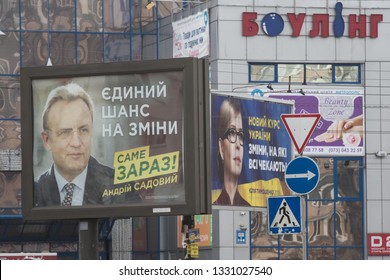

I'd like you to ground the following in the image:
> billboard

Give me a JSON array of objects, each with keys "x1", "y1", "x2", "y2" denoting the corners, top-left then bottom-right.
[
  {"x1": 267, "y1": 92, "x2": 364, "y2": 156},
  {"x1": 172, "y1": 9, "x2": 210, "y2": 58},
  {"x1": 211, "y1": 94, "x2": 293, "y2": 207},
  {"x1": 21, "y1": 58, "x2": 210, "y2": 220}
]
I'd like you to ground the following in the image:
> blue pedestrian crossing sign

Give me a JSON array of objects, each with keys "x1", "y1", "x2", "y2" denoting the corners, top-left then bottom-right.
[
  {"x1": 285, "y1": 156, "x2": 320, "y2": 195},
  {"x1": 268, "y1": 196, "x2": 301, "y2": 234}
]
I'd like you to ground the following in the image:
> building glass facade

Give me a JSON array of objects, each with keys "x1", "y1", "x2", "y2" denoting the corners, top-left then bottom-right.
[{"x1": 1, "y1": 0, "x2": 389, "y2": 260}]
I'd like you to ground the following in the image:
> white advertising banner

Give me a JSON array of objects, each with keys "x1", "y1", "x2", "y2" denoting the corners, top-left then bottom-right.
[{"x1": 172, "y1": 9, "x2": 209, "y2": 58}]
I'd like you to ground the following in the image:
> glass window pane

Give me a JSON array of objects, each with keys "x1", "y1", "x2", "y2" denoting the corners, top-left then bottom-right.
[
  {"x1": 279, "y1": 247, "x2": 302, "y2": 260},
  {"x1": 280, "y1": 233, "x2": 302, "y2": 246},
  {"x1": 132, "y1": 35, "x2": 142, "y2": 61},
  {"x1": 336, "y1": 247, "x2": 363, "y2": 260},
  {"x1": 22, "y1": 32, "x2": 48, "y2": 67},
  {"x1": 21, "y1": 1, "x2": 48, "y2": 30},
  {"x1": 337, "y1": 159, "x2": 360, "y2": 197},
  {"x1": 0, "y1": 32, "x2": 20, "y2": 74},
  {"x1": 0, "y1": 78, "x2": 20, "y2": 118},
  {"x1": 0, "y1": 120, "x2": 21, "y2": 149},
  {"x1": 104, "y1": 34, "x2": 130, "y2": 62},
  {"x1": 133, "y1": 6, "x2": 157, "y2": 33},
  {"x1": 308, "y1": 158, "x2": 334, "y2": 200},
  {"x1": 50, "y1": 32, "x2": 76, "y2": 65},
  {"x1": 335, "y1": 201, "x2": 362, "y2": 246},
  {"x1": 50, "y1": 0, "x2": 75, "y2": 31},
  {"x1": 308, "y1": 247, "x2": 334, "y2": 259},
  {"x1": 0, "y1": 0, "x2": 19, "y2": 30},
  {"x1": 78, "y1": 33, "x2": 103, "y2": 64},
  {"x1": 307, "y1": 200, "x2": 335, "y2": 246},
  {"x1": 251, "y1": 210, "x2": 281, "y2": 259},
  {"x1": 77, "y1": 0, "x2": 102, "y2": 32},
  {"x1": 0, "y1": 172, "x2": 21, "y2": 215},
  {"x1": 251, "y1": 211, "x2": 277, "y2": 247},
  {"x1": 335, "y1": 65, "x2": 359, "y2": 83},
  {"x1": 250, "y1": 64, "x2": 275, "y2": 82},
  {"x1": 306, "y1": 64, "x2": 332, "y2": 83},
  {"x1": 142, "y1": 34, "x2": 158, "y2": 60},
  {"x1": 103, "y1": 0, "x2": 130, "y2": 32},
  {"x1": 277, "y1": 64, "x2": 304, "y2": 83},
  {"x1": 251, "y1": 248, "x2": 279, "y2": 260}
]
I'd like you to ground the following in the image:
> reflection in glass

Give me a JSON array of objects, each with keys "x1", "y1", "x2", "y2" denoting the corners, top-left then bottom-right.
[
  {"x1": 49, "y1": 0, "x2": 75, "y2": 31},
  {"x1": 21, "y1": 32, "x2": 48, "y2": 67},
  {"x1": 336, "y1": 247, "x2": 363, "y2": 260},
  {"x1": 0, "y1": 32, "x2": 20, "y2": 74},
  {"x1": 132, "y1": 35, "x2": 142, "y2": 61},
  {"x1": 78, "y1": 33, "x2": 103, "y2": 64},
  {"x1": 251, "y1": 248, "x2": 278, "y2": 260},
  {"x1": 336, "y1": 201, "x2": 363, "y2": 246},
  {"x1": 251, "y1": 211, "x2": 277, "y2": 247},
  {"x1": 279, "y1": 247, "x2": 302, "y2": 260},
  {"x1": 77, "y1": 0, "x2": 102, "y2": 32},
  {"x1": 250, "y1": 64, "x2": 275, "y2": 82},
  {"x1": 335, "y1": 65, "x2": 359, "y2": 83},
  {"x1": 277, "y1": 64, "x2": 304, "y2": 83},
  {"x1": 308, "y1": 158, "x2": 334, "y2": 200},
  {"x1": 104, "y1": 34, "x2": 130, "y2": 62},
  {"x1": 337, "y1": 160, "x2": 360, "y2": 197},
  {"x1": 308, "y1": 247, "x2": 334, "y2": 260},
  {"x1": 0, "y1": 171, "x2": 21, "y2": 215},
  {"x1": 141, "y1": 34, "x2": 158, "y2": 60},
  {"x1": 0, "y1": 78, "x2": 20, "y2": 118},
  {"x1": 21, "y1": 0, "x2": 48, "y2": 30},
  {"x1": 50, "y1": 32, "x2": 76, "y2": 65},
  {"x1": 307, "y1": 200, "x2": 335, "y2": 246},
  {"x1": 103, "y1": 0, "x2": 130, "y2": 32},
  {"x1": 0, "y1": 0, "x2": 19, "y2": 29},
  {"x1": 306, "y1": 64, "x2": 332, "y2": 83},
  {"x1": 0, "y1": 120, "x2": 21, "y2": 149},
  {"x1": 132, "y1": 3, "x2": 157, "y2": 33}
]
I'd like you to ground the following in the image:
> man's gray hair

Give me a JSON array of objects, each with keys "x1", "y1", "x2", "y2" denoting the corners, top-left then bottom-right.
[{"x1": 42, "y1": 83, "x2": 94, "y2": 131}]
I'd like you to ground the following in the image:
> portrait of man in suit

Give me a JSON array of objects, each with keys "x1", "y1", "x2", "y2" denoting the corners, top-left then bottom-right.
[{"x1": 34, "y1": 83, "x2": 114, "y2": 207}]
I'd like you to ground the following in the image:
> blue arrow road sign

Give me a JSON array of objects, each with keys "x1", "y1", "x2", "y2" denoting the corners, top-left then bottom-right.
[
  {"x1": 285, "y1": 156, "x2": 320, "y2": 195},
  {"x1": 268, "y1": 196, "x2": 301, "y2": 234}
]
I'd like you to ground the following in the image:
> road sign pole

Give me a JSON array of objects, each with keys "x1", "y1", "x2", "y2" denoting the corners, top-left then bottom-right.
[{"x1": 301, "y1": 194, "x2": 307, "y2": 260}]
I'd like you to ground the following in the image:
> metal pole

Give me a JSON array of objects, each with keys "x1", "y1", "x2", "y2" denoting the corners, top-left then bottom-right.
[
  {"x1": 301, "y1": 195, "x2": 307, "y2": 260},
  {"x1": 79, "y1": 219, "x2": 99, "y2": 260}
]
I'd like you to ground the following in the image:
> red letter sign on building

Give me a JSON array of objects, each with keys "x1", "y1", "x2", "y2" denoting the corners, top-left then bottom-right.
[{"x1": 368, "y1": 233, "x2": 390, "y2": 256}]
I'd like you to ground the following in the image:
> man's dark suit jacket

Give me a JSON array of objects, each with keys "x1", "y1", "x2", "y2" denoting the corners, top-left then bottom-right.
[{"x1": 34, "y1": 156, "x2": 114, "y2": 207}]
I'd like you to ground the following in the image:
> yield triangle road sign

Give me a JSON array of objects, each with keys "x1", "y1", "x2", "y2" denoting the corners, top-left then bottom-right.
[{"x1": 281, "y1": 113, "x2": 321, "y2": 154}]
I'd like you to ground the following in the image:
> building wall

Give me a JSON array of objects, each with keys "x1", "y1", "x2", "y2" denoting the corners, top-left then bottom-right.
[
  {"x1": 0, "y1": 0, "x2": 160, "y2": 258},
  {"x1": 1, "y1": 0, "x2": 389, "y2": 260},
  {"x1": 210, "y1": 0, "x2": 390, "y2": 259}
]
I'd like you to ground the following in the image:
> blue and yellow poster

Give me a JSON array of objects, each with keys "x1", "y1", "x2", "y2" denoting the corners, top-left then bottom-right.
[{"x1": 211, "y1": 94, "x2": 293, "y2": 207}]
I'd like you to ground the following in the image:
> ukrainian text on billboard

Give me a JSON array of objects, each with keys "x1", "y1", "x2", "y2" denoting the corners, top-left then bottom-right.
[
  {"x1": 211, "y1": 95, "x2": 292, "y2": 207},
  {"x1": 32, "y1": 72, "x2": 185, "y2": 207}
]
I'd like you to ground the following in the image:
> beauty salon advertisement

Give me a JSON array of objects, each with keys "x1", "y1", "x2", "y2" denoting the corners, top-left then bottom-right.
[{"x1": 267, "y1": 91, "x2": 364, "y2": 156}]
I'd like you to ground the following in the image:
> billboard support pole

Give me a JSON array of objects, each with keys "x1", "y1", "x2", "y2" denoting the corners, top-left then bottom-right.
[{"x1": 79, "y1": 219, "x2": 99, "y2": 260}]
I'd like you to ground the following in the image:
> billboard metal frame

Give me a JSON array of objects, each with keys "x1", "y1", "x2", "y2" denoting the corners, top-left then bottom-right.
[{"x1": 21, "y1": 58, "x2": 210, "y2": 220}]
